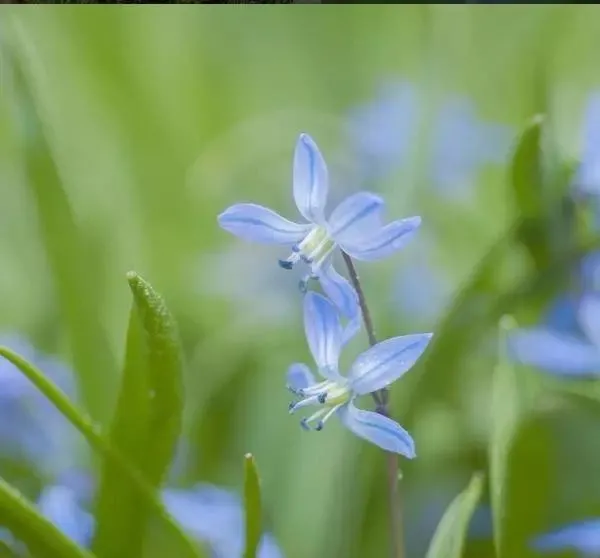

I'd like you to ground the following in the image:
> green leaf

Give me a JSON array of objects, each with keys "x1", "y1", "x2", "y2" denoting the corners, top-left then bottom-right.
[
  {"x1": 0, "y1": 476, "x2": 91, "y2": 558},
  {"x1": 489, "y1": 316, "x2": 540, "y2": 558},
  {"x1": 2, "y1": 19, "x2": 116, "y2": 423},
  {"x1": 0, "y1": 347, "x2": 201, "y2": 558},
  {"x1": 93, "y1": 272, "x2": 185, "y2": 558},
  {"x1": 244, "y1": 453, "x2": 262, "y2": 558},
  {"x1": 425, "y1": 473, "x2": 484, "y2": 558}
]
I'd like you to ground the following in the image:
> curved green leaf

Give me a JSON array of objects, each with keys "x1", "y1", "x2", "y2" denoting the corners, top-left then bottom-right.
[
  {"x1": 93, "y1": 272, "x2": 185, "y2": 558},
  {"x1": 0, "y1": 347, "x2": 201, "y2": 558},
  {"x1": 489, "y1": 316, "x2": 541, "y2": 558},
  {"x1": 0, "y1": 476, "x2": 91, "y2": 558},
  {"x1": 425, "y1": 473, "x2": 484, "y2": 558},
  {"x1": 244, "y1": 453, "x2": 262, "y2": 558},
  {"x1": 3, "y1": 18, "x2": 116, "y2": 423}
]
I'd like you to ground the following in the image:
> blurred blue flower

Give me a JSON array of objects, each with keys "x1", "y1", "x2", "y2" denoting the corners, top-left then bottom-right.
[
  {"x1": 218, "y1": 133, "x2": 421, "y2": 340},
  {"x1": 430, "y1": 97, "x2": 513, "y2": 200},
  {"x1": 532, "y1": 519, "x2": 600, "y2": 556},
  {"x1": 163, "y1": 484, "x2": 283, "y2": 558},
  {"x1": 509, "y1": 292, "x2": 600, "y2": 376},
  {"x1": 573, "y1": 93, "x2": 600, "y2": 197},
  {"x1": 347, "y1": 81, "x2": 419, "y2": 181},
  {"x1": 287, "y1": 291, "x2": 432, "y2": 456},
  {"x1": 37, "y1": 473, "x2": 95, "y2": 549},
  {"x1": 0, "y1": 334, "x2": 83, "y2": 478}
]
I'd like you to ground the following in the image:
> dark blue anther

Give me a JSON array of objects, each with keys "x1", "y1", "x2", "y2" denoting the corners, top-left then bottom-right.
[
  {"x1": 300, "y1": 418, "x2": 310, "y2": 431},
  {"x1": 315, "y1": 421, "x2": 324, "y2": 431},
  {"x1": 278, "y1": 259, "x2": 294, "y2": 270},
  {"x1": 318, "y1": 393, "x2": 327, "y2": 404},
  {"x1": 288, "y1": 401, "x2": 296, "y2": 412}
]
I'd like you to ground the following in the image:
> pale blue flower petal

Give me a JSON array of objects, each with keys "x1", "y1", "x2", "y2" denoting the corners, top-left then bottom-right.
[
  {"x1": 287, "y1": 363, "x2": 316, "y2": 392},
  {"x1": 327, "y1": 192, "x2": 384, "y2": 242},
  {"x1": 531, "y1": 519, "x2": 600, "y2": 555},
  {"x1": 303, "y1": 292, "x2": 343, "y2": 379},
  {"x1": 37, "y1": 485, "x2": 95, "y2": 547},
  {"x1": 318, "y1": 265, "x2": 361, "y2": 344},
  {"x1": 338, "y1": 217, "x2": 421, "y2": 262},
  {"x1": 574, "y1": 93, "x2": 600, "y2": 195},
  {"x1": 509, "y1": 328, "x2": 600, "y2": 376},
  {"x1": 348, "y1": 333, "x2": 433, "y2": 395},
  {"x1": 337, "y1": 402, "x2": 416, "y2": 457},
  {"x1": 293, "y1": 133, "x2": 329, "y2": 224},
  {"x1": 578, "y1": 294, "x2": 600, "y2": 348},
  {"x1": 218, "y1": 203, "x2": 310, "y2": 245}
]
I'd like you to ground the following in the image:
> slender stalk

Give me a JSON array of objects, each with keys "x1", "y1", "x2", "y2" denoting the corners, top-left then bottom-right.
[{"x1": 341, "y1": 251, "x2": 403, "y2": 558}]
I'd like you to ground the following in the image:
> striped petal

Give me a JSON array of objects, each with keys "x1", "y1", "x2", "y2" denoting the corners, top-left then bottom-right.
[
  {"x1": 318, "y1": 264, "x2": 361, "y2": 344},
  {"x1": 327, "y1": 192, "x2": 384, "y2": 243},
  {"x1": 303, "y1": 292, "x2": 342, "y2": 379},
  {"x1": 293, "y1": 133, "x2": 329, "y2": 224},
  {"x1": 348, "y1": 333, "x2": 433, "y2": 395},
  {"x1": 338, "y1": 217, "x2": 421, "y2": 262},
  {"x1": 337, "y1": 402, "x2": 416, "y2": 457},
  {"x1": 218, "y1": 203, "x2": 310, "y2": 245},
  {"x1": 287, "y1": 363, "x2": 316, "y2": 392}
]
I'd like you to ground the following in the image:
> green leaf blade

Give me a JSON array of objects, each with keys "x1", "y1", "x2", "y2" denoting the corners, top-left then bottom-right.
[
  {"x1": 425, "y1": 473, "x2": 484, "y2": 558},
  {"x1": 244, "y1": 453, "x2": 262, "y2": 558},
  {"x1": 0, "y1": 347, "x2": 200, "y2": 558},
  {"x1": 0, "y1": 476, "x2": 92, "y2": 558},
  {"x1": 93, "y1": 272, "x2": 185, "y2": 558}
]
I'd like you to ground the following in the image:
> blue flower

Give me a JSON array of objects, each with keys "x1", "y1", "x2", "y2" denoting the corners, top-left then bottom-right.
[
  {"x1": 162, "y1": 484, "x2": 283, "y2": 558},
  {"x1": 573, "y1": 93, "x2": 600, "y2": 197},
  {"x1": 218, "y1": 133, "x2": 421, "y2": 339},
  {"x1": 430, "y1": 97, "x2": 513, "y2": 201},
  {"x1": 531, "y1": 519, "x2": 600, "y2": 556},
  {"x1": 347, "y1": 81, "x2": 419, "y2": 181},
  {"x1": 509, "y1": 293, "x2": 600, "y2": 376},
  {"x1": 0, "y1": 334, "x2": 83, "y2": 478},
  {"x1": 287, "y1": 291, "x2": 432, "y2": 456},
  {"x1": 37, "y1": 473, "x2": 95, "y2": 549}
]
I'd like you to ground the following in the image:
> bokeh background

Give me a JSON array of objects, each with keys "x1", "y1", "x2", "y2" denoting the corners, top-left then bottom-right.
[{"x1": 2, "y1": 5, "x2": 600, "y2": 558}]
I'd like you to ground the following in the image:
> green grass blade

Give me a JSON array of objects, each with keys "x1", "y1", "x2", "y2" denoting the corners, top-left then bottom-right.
[
  {"x1": 3, "y1": 18, "x2": 116, "y2": 422},
  {"x1": 243, "y1": 453, "x2": 262, "y2": 558},
  {"x1": 0, "y1": 476, "x2": 92, "y2": 558},
  {"x1": 425, "y1": 473, "x2": 484, "y2": 558},
  {"x1": 0, "y1": 347, "x2": 201, "y2": 558},
  {"x1": 93, "y1": 272, "x2": 185, "y2": 558}
]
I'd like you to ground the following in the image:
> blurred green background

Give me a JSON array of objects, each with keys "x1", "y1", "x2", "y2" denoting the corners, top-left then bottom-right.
[{"x1": 2, "y1": 5, "x2": 600, "y2": 558}]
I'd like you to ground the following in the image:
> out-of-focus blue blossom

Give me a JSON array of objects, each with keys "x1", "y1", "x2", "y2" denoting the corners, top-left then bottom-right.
[
  {"x1": 218, "y1": 133, "x2": 421, "y2": 341},
  {"x1": 430, "y1": 97, "x2": 513, "y2": 201},
  {"x1": 573, "y1": 93, "x2": 600, "y2": 198},
  {"x1": 0, "y1": 334, "x2": 83, "y2": 478},
  {"x1": 163, "y1": 484, "x2": 284, "y2": 558},
  {"x1": 18, "y1": 475, "x2": 286, "y2": 558},
  {"x1": 347, "y1": 81, "x2": 419, "y2": 181},
  {"x1": 37, "y1": 475, "x2": 95, "y2": 548},
  {"x1": 392, "y1": 237, "x2": 453, "y2": 328},
  {"x1": 287, "y1": 292, "x2": 432, "y2": 456},
  {"x1": 509, "y1": 293, "x2": 600, "y2": 376},
  {"x1": 532, "y1": 519, "x2": 600, "y2": 556}
]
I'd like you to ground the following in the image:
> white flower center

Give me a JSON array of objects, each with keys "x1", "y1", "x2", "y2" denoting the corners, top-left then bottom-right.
[
  {"x1": 278, "y1": 226, "x2": 336, "y2": 274},
  {"x1": 288, "y1": 378, "x2": 352, "y2": 431}
]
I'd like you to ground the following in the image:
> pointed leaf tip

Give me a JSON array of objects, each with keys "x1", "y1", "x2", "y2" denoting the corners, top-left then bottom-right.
[{"x1": 244, "y1": 453, "x2": 262, "y2": 558}]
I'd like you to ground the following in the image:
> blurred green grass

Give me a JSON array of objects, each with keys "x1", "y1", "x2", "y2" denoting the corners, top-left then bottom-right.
[{"x1": 1, "y1": 6, "x2": 600, "y2": 558}]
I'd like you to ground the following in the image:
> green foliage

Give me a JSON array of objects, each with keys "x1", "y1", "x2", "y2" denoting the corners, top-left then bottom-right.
[
  {"x1": 93, "y1": 272, "x2": 185, "y2": 558},
  {"x1": 425, "y1": 473, "x2": 484, "y2": 558},
  {"x1": 243, "y1": 453, "x2": 262, "y2": 558},
  {"x1": 0, "y1": 347, "x2": 200, "y2": 558}
]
